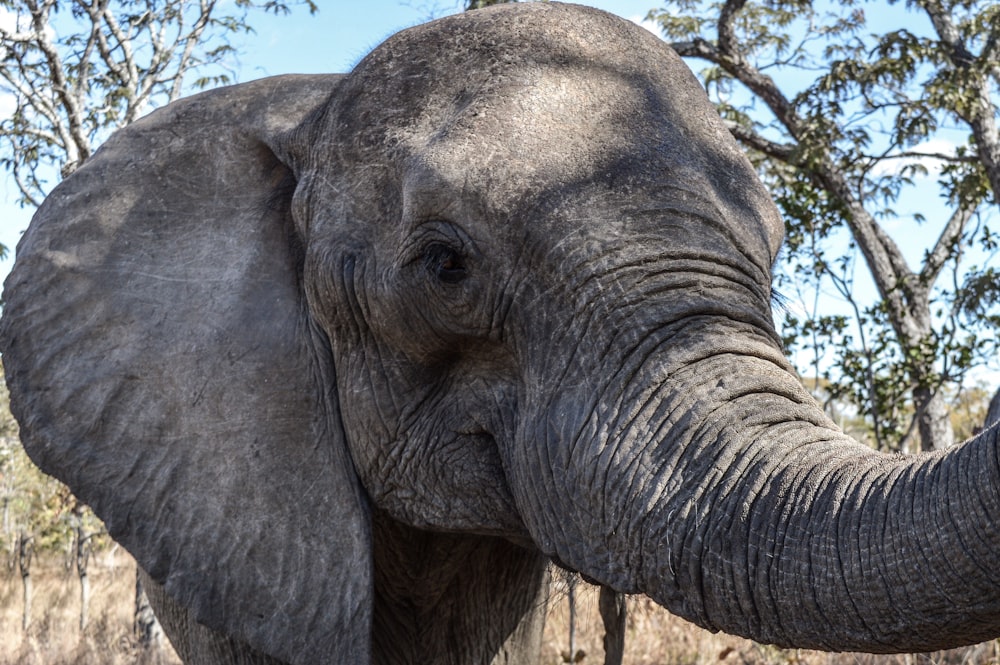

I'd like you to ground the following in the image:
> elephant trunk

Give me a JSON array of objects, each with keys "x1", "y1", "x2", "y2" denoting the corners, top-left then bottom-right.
[{"x1": 514, "y1": 316, "x2": 1000, "y2": 653}]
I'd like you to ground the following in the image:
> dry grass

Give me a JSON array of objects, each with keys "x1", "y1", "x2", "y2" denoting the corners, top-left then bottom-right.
[
  {"x1": 542, "y1": 581, "x2": 1000, "y2": 665},
  {"x1": 0, "y1": 552, "x2": 180, "y2": 665},
  {"x1": 2, "y1": 555, "x2": 999, "y2": 665}
]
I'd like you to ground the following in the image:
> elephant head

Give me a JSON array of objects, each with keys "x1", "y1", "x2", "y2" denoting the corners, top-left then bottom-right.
[{"x1": 4, "y1": 3, "x2": 1000, "y2": 664}]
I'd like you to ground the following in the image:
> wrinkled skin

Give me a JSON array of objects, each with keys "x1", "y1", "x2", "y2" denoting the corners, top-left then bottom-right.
[{"x1": 4, "y1": 4, "x2": 1000, "y2": 665}]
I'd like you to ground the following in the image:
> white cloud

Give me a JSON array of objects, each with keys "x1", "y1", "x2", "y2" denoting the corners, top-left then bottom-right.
[
  {"x1": 0, "y1": 91, "x2": 15, "y2": 120},
  {"x1": 0, "y1": 7, "x2": 19, "y2": 35},
  {"x1": 0, "y1": 6, "x2": 56, "y2": 43}
]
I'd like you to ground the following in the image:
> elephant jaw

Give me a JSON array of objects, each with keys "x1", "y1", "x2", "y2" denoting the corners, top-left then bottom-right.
[{"x1": 514, "y1": 337, "x2": 1000, "y2": 653}]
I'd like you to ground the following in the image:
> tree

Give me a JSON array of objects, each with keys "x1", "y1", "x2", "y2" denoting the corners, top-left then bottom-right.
[
  {"x1": 648, "y1": 0, "x2": 1000, "y2": 452},
  {"x1": 0, "y1": 0, "x2": 317, "y2": 215},
  {"x1": 0, "y1": 367, "x2": 73, "y2": 552},
  {"x1": 986, "y1": 386, "x2": 1000, "y2": 428},
  {"x1": 0, "y1": 367, "x2": 102, "y2": 635}
]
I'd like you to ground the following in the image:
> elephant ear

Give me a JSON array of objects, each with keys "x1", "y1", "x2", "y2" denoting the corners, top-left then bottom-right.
[{"x1": 0, "y1": 75, "x2": 371, "y2": 664}]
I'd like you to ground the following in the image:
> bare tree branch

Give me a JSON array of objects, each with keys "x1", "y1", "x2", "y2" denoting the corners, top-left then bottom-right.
[
  {"x1": 920, "y1": 204, "x2": 977, "y2": 286},
  {"x1": 717, "y1": 0, "x2": 747, "y2": 58},
  {"x1": 27, "y1": 1, "x2": 89, "y2": 170},
  {"x1": 85, "y1": 4, "x2": 132, "y2": 90},
  {"x1": 1, "y1": 0, "x2": 313, "y2": 206},
  {"x1": 165, "y1": 1, "x2": 216, "y2": 106},
  {"x1": 673, "y1": 35, "x2": 920, "y2": 338},
  {"x1": 723, "y1": 121, "x2": 796, "y2": 161},
  {"x1": 867, "y1": 151, "x2": 978, "y2": 165}
]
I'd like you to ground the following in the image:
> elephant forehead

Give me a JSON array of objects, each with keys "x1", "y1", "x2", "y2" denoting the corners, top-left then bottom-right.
[
  {"x1": 328, "y1": 2, "x2": 785, "y2": 262},
  {"x1": 411, "y1": 69, "x2": 641, "y2": 192},
  {"x1": 404, "y1": 68, "x2": 780, "y2": 262}
]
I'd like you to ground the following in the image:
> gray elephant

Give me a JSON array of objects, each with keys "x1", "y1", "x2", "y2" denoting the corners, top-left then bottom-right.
[{"x1": 3, "y1": 3, "x2": 1000, "y2": 664}]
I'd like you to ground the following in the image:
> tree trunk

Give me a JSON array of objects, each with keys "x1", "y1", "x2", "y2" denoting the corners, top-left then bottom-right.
[
  {"x1": 76, "y1": 526, "x2": 92, "y2": 632},
  {"x1": 986, "y1": 388, "x2": 1000, "y2": 429},
  {"x1": 566, "y1": 574, "x2": 578, "y2": 662},
  {"x1": 599, "y1": 585, "x2": 626, "y2": 665},
  {"x1": 79, "y1": 571, "x2": 90, "y2": 632},
  {"x1": 4, "y1": 534, "x2": 14, "y2": 573},
  {"x1": 18, "y1": 533, "x2": 33, "y2": 632},
  {"x1": 134, "y1": 566, "x2": 164, "y2": 651},
  {"x1": 21, "y1": 573, "x2": 32, "y2": 632},
  {"x1": 913, "y1": 384, "x2": 955, "y2": 452}
]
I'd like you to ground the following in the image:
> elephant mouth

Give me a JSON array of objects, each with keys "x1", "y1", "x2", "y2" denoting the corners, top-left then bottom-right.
[
  {"x1": 456, "y1": 425, "x2": 494, "y2": 440},
  {"x1": 549, "y1": 554, "x2": 605, "y2": 585}
]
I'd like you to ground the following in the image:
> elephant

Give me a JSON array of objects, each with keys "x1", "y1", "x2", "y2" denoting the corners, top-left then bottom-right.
[{"x1": 3, "y1": 2, "x2": 1000, "y2": 664}]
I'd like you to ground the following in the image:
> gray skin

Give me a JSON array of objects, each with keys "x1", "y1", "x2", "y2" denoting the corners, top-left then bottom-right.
[{"x1": 3, "y1": 3, "x2": 1000, "y2": 664}]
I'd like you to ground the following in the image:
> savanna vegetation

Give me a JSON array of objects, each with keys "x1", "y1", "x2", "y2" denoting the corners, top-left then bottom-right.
[{"x1": 5, "y1": 552, "x2": 1000, "y2": 664}]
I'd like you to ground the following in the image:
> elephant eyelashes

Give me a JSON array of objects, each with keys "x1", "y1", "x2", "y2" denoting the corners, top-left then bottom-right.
[{"x1": 424, "y1": 243, "x2": 468, "y2": 284}]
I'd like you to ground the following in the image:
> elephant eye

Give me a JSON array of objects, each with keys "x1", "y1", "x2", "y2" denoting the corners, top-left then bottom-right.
[{"x1": 424, "y1": 243, "x2": 467, "y2": 284}]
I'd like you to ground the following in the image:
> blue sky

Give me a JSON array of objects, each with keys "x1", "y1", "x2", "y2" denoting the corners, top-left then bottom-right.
[
  {"x1": 0, "y1": 1, "x2": 659, "y2": 280},
  {"x1": 2, "y1": 1, "x2": 991, "y2": 373},
  {"x1": 0, "y1": 1, "x2": 952, "y2": 273},
  {"x1": 0, "y1": 0, "x2": 968, "y2": 281},
  {"x1": 2, "y1": 1, "x2": 995, "y2": 389},
  {"x1": 243, "y1": 1, "x2": 661, "y2": 76}
]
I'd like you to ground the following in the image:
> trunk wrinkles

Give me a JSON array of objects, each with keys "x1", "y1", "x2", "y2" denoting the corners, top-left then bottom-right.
[{"x1": 625, "y1": 342, "x2": 1000, "y2": 652}]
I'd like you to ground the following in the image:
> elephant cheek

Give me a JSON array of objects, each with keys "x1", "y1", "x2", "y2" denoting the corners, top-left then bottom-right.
[{"x1": 334, "y1": 348, "x2": 530, "y2": 537}]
